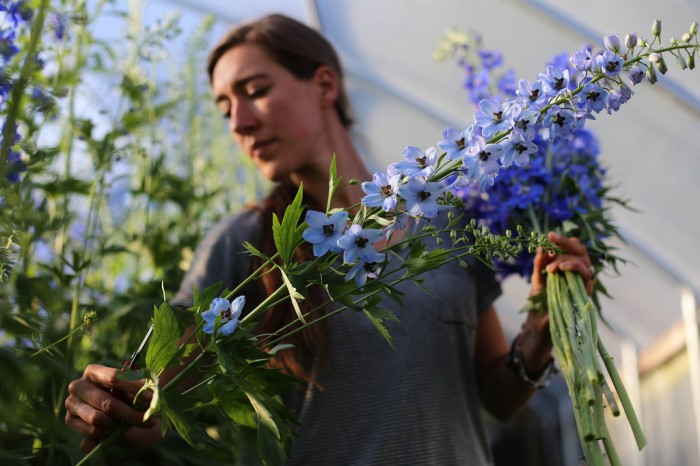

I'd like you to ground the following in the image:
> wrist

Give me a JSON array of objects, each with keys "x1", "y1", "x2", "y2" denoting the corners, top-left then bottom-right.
[{"x1": 507, "y1": 333, "x2": 558, "y2": 390}]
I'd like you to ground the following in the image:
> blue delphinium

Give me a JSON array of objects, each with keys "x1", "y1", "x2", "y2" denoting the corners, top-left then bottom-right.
[
  {"x1": 202, "y1": 296, "x2": 245, "y2": 336},
  {"x1": 391, "y1": 145, "x2": 438, "y2": 178},
  {"x1": 337, "y1": 224, "x2": 384, "y2": 264},
  {"x1": 397, "y1": 176, "x2": 445, "y2": 218},
  {"x1": 345, "y1": 251, "x2": 385, "y2": 286},
  {"x1": 361, "y1": 172, "x2": 401, "y2": 211},
  {"x1": 302, "y1": 210, "x2": 348, "y2": 257}
]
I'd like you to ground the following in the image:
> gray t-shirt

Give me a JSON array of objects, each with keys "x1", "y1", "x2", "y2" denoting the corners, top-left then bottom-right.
[{"x1": 173, "y1": 208, "x2": 502, "y2": 465}]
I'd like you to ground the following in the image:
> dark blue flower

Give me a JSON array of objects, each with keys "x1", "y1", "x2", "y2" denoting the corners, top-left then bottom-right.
[
  {"x1": 596, "y1": 50, "x2": 624, "y2": 77},
  {"x1": 539, "y1": 65, "x2": 570, "y2": 97}
]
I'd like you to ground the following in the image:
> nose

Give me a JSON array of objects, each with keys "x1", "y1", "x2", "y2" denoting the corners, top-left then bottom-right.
[{"x1": 229, "y1": 100, "x2": 257, "y2": 136}]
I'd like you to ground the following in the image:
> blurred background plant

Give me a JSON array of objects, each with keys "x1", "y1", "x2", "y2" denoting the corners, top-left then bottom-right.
[{"x1": 0, "y1": 0, "x2": 265, "y2": 464}]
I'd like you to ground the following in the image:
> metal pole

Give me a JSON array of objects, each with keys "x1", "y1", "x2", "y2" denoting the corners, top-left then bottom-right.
[{"x1": 681, "y1": 287, "x2": 700, "y2": 466}]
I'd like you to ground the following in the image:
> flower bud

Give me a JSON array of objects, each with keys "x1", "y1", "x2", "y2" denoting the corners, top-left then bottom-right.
[
  {"x1": 649, "y1": 53, "x2": 661, "y2": 64},
  {"x1": 646, "y1": 65, "x2": 658, "y2": 84},
  {"x1": 681, "y1": 33, "x2": 692, "y2": 43},
  {"x1": 657, "y1": 56, "x2": 668, "y2": 74},
  {"x1": 691, "y1": 21, "x2": 698, "y2": 36},
  {"x1": 625, "y1": 33, "x2": 638, "y2": 49},
  {"x1": 652, "y1": 19, "x2": 662, "y2": 37},
  {"x1": 688, "y1": 54, "x2": 695, "y2": 70},
  {"x1": 676, "y1": 54, "x2": 688, "y2": 70},
  {"x1": 604, "y1": 34, "x2": 621, "y2": 53}
]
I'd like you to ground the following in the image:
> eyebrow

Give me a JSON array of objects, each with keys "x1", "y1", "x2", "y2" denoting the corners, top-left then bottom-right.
[{"x1": 215, "y1": 73, "x2": 270, "y2": 105}]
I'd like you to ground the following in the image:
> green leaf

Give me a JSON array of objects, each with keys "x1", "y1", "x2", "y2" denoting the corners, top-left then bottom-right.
[
  {"x1": 326, "y1": 155, "x2": 342, "y2": 213},
  {"x1": 279, "y1": 268, "x2": 306, "y2": 324},
  {"x1": 244, "y1": 390, "x2": 280, "y2": 439},
  {"x1": 145, "y1": 303, "x2": 182, "y2": 375},
  {"x1": 272, "y1": 184, "x2": 304, "y2": 266},
  {"x1": 192, "y1": 282, "x2": 223, "y2": 312},
  {"x1": 362, "y1": 298, "x2": 399, "y2": 349}
]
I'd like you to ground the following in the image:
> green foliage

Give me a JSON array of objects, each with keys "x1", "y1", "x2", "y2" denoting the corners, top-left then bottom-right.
[{"x1": 0, "y1": 1, "x2": 264, "y2": 464}]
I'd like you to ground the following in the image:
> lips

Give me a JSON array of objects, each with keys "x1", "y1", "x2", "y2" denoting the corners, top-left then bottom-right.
[{"x1": 250, "y1": 138, "x2": 276, "y2": 159}]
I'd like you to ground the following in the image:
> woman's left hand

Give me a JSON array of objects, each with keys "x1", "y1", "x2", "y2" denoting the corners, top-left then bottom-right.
[{"x1": 518, "y1": 232, "x2": 596, "y2": 374}]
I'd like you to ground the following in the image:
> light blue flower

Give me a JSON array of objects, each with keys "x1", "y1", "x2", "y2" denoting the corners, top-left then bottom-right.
[
  {"x1": 391, "y1": 146, "x2": 438, "y2": 177},
  {"x1": 398, "y1": 176, "x2": 444, "y2": 218},
  {"x1": 437, "y1": 127, "x2": 473, "y2": 161},
  {"x1": 628, "y1": 66, "x2": 645, "y2": 85},
  {"x1": 539, "y1": 65, "x2": 570, "y2": 97},
  {"x1": 202, "y1": 296, "x2": 245, "y2": 336},
  {"x1": 462, "y1": 135, "x2": 503, "y2": 189},
  {"x1": 501, "y1": 132, "x2": 537, "y2": 168},
  {"x1": 337, "y1": 224, "x2": 384, "y2": 264},
  {"x1": 302, "y1": 210, "x2": 348, "y2": 256},
  {"x1": 474, "y1": 99, "x2": 519, "y2": 139},
  {"x1": 361, "y1": 172, "x2": 401, "y2": 211},
  {"x1": 516, "y1": 79, "x2": 548, "y2": 109},
  {"x1": 596, "y1": 50, "x2": 623, "y2": 77},
  {"x1": 542, "y1": 105, "x2": 575, "y2": 141},
  {"x1": 511, "y1": 109, "x2": 539, "y2": 140},
  {"x1": 570, "y1": 49, "x2": 595, "y2": 72},
  {"x1": 577, "y1": 83, "x2": 608, "y2": 113},
  {"x1": 345, "y1": 252, "x2": 385, "y2": 287}
]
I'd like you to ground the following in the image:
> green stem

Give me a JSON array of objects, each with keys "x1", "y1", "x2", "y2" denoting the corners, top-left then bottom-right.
[
  {"x1": 75, "y1": 423, "x2": 131, "y2": 466},
  {"x1": 597, "y1": 338, "x2": 647, "y2": 450}
]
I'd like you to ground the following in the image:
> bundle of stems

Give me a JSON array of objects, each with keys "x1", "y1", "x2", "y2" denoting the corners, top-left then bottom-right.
[{"x1": 547, "y1": 271, "x2": 647, "y2": 465}]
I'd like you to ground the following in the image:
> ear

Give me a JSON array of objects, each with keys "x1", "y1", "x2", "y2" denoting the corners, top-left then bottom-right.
[{"x1": 313, "y1": 66, "x2": 339, "y2": 109}]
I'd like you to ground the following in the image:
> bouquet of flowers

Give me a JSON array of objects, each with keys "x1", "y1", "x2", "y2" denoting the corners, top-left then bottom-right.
[{"x1": 433, "y1": 21, "x2": 699, "y2": 464}]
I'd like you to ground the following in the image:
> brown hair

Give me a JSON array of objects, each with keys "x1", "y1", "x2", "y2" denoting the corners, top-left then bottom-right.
[
  {"x1": 207, "y1": 14, "x2": 354, "y2": 382},
  {"x1": 207, "y1": 13, "x2": 353, "y2": 128}
]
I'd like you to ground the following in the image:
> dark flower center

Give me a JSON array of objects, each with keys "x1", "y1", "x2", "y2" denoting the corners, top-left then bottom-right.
[
  {"x1": 418, "y1": 191, "x2": 431, "y2": 201},
  {"x1": 551, "y1": 113, "x2": 566, "y2": 127},
  {"x1": 221, "y1": 309, "x2": 232, "y2": 320},
  {"x1": 587, "y1": 90, "x2": 601, "y2": 102},
  {"x1": 478, "y1": 150, "x2": 491, "y2": 162},
  {"x1": 492, "y1": 111, "x2": 503, "y2": 123},
  {"x1": 323, "y1": 224, "x2": 335, "y2": 236},
  {"x1": 516, "y1": 119, "x2": 530, "y2": 132},
  {"x1": 415, "y1": 156, "x2": 427, "y2": 168},
  {"x1": 554, "y1": 77, "x2": 565, "y2": 90},
  {"x1": 363, "y1": 262, "x2": 379, "y2": 273},
  {"x1": 355, "y1": 237, "x2": 369, "y2": 249},
  {"x1": 515, "y1": 144, "x2": 528, "y2": 154},
  {"x1": 456, "y1": 137, "x2": 466, "y2": 149},
  {"x1": 605, "y1": 60, "x2": 620, "y2": 72},
  {"x1": 380, "y1": 185, "x2": 393, "y2": 197},
  {"x1": 529, "y1": 89, "x2": 540, "y2": 101}
]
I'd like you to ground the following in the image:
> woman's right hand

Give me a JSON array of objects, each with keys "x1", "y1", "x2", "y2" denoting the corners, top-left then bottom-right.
[{"x1": 64, "y1": 364, "x2": 157, "y2": 453}]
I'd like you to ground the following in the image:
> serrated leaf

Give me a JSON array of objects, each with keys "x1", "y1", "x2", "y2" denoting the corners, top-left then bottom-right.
[
  {"x1": 362, "y1": 301, "x2": 399, "y2": 349},
  {"x1": 145, "y1": 303, "x2": 181, "y2": 375}
]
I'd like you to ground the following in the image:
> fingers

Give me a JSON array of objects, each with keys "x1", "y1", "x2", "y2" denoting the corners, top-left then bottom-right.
[
  {"x1": 64, "y1": 364, "x2": 156, "y2": 449},
  {"x1": 531, "y1": 232, "x2": 596, "y2": 296}
]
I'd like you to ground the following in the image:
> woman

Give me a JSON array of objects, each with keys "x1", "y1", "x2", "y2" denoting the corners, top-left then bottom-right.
[{"x1": 64, "y1": 14, "x2": 595, "y2": 465}]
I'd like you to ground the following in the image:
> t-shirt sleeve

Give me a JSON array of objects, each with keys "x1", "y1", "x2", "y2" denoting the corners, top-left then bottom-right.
[
  {"x1": 171, "y1": 209, "x2": 261, "y2": 309},
  {"x1": 469, "y1": 258, "x2": 503, "y2": 316}
]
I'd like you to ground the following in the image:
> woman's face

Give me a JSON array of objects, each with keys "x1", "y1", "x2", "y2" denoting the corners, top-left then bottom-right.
[{"x1": 212, "y1": 44, "x2": 328, "y2": 182}]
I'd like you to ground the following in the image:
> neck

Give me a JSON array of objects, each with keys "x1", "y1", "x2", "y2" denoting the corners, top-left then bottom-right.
[{"x1": 291, "y1": 118, "x2": 371, "y2": 212}]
